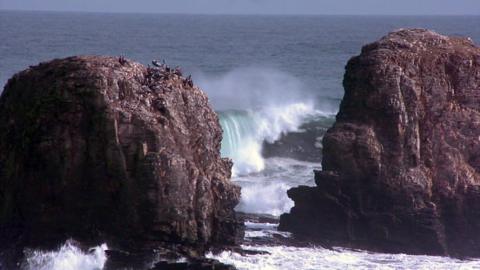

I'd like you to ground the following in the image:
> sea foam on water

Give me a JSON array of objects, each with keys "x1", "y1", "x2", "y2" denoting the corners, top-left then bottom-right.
[{"x1": 208, "y1": 222, "x2": 480, "y2": 270}]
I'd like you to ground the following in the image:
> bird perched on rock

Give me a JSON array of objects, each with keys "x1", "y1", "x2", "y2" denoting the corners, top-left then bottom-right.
[
  {"x1": 174, "y1": 66, "x2": 183, "y2": 76},
  {"x1": 152, "y1": 60, "x2": 163, "y2": 67},
  {"x1": 185, "y1": 75, "x2": 194, "y2": 88},
  {"x1": 118, "y1": 56, "x2": 127, "y2": 65}
]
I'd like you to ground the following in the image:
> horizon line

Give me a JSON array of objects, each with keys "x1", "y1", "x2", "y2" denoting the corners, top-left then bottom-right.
[{"x1": 1, "y1": 8, "x2": 479, "y2": 17}]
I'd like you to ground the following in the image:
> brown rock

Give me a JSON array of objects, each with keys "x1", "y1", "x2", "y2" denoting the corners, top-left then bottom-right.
[
  {"x1": 0, "y1": 56, "x2": 242, "y2": 261},
  {"x1": 279, "y1": 29, "x2": 480, "y2": 257}
]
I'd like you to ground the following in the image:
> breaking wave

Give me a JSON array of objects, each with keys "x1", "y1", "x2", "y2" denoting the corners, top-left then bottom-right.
[
  {"x1": 197, "y1": 66, "x2": 333, "y2": 215},
  {"x1": 219, "y1": 102, "x2": 317, "y2": 176},
  {"x1": 195, "y1": 67, "x2": 313, "y2": 111},
  {"x1": 21, "y1": 240, "x2": 107, "y2": 270}
]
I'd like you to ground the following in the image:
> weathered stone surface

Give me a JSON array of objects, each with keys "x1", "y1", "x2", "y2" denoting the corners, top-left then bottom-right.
[
  {"x1": 0, "y1": 56, "x2": 242, "y2": 262},
  {"x1": 279, "y1": 29, "x2": 480, "y2": 257}
]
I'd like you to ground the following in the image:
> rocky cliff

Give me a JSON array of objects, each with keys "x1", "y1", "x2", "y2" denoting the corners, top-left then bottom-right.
[
  {"x1": 279, "y1": 29, "x2": 480, "y2": 257},
  {"x1": 0, "y1": 56, "x2": 242, "y2": 262}
]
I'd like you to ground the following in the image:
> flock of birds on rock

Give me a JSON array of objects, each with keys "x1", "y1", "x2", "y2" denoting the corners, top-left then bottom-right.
[{"x1": 118, "y1": 56, "x2": 194, "y2": 88}]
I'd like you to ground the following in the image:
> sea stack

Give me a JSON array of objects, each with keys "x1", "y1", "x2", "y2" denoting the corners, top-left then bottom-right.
[
  {"x1": 0, "y1": 56, "x2": 242, "y2": 261},
  {"x1": 279, "y1": 29, "x2": 480, "y2": 257}
]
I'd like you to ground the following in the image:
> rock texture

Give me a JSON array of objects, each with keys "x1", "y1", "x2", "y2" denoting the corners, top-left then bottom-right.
[
  {"x1": 0, "y1": 56, "x2": 242, "y2": 261},
  {"x1": 279, "y1": 29, "x2": 480, "y2": 257}
]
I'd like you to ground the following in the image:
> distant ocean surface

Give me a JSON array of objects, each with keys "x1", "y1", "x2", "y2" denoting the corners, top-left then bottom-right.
[
  {"x1": 1, "y1": 12, "x2": 480, "y2": 96},
  {"x1": 2, "y1": 11, "x2": 480, "y2": 270}
]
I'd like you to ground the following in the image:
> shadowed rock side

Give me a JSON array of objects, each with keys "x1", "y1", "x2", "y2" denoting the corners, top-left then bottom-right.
[
  {"x1": 279, "y1": 29, "x2": 480, "y2": 257},
  {"x1": 0, "y1": 56, "x2": 242, "y2": 265}
]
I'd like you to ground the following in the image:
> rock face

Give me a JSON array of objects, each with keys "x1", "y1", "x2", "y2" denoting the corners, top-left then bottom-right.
[
  {"x1": 0, "y1": 56, "x2": 242, "y2": 258},
  {"x1": 279, "y1": 29, "x2": 480, "y2": 257}
]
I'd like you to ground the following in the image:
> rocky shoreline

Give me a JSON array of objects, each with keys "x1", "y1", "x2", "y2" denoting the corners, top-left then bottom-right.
[{"x1": 279, "y1": 29, "x2": 480, "y2": 257}]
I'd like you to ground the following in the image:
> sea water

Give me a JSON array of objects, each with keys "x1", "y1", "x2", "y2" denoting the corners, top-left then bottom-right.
[{"x1": 1, "y1": 11, "x2": 480, "y2": 269}]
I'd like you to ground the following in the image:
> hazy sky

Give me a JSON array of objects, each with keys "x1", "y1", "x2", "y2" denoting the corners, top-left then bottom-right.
[{"x1": 1, "y1": 0, "x2": 479, "y2": 15}]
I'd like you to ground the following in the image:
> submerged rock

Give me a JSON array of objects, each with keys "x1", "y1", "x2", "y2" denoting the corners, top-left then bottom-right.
[
  {"x1": 0, "y1": 56, "x2": 242, "y2": 264},
  {"x1": 279, "y1": 29, "x2": 480, "y2": 257}
]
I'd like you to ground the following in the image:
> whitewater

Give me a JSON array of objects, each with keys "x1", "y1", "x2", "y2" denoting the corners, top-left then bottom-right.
[
  {"x1": 218, "y1": 102, "x2": 323, "y2": 215},
  {"x1": 208, "y1": 224, "x2": 480, "y2": 270}
]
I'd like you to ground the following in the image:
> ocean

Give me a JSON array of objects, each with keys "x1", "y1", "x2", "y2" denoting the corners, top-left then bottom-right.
[{"x1": 1, "y1": 10, "x2": 480, "y2": 270}]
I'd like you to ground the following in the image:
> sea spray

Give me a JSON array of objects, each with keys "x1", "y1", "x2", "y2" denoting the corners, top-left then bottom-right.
[
  {"x1": 21, "y1": 240, "x2": 107, "y2": 270},
  {"x1": 236, "y1": 181, "x2": 293, "y2": 216},
  {"x1": 195, "y1": 67, "x2": 312, "y2": 111},
  {"x1": 233, "y1": 157, "x2": 319, "y2": 215},
  {"x1": 196, "y1": 66, "x2": 330, "y2": 215}
]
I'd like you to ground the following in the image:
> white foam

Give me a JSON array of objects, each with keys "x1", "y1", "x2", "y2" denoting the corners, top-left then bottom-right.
[
  {"x1": 245, "y1": 222, "x2": 278, "y2": 229},
  {"x1": 245, "y1": 230, "x2": 269, "y2": 238},
  {"x1": 233, "y1": 157, "x2": 319, "y2": 216},
  {"x1": 235, "y1": 180, "x2": 293, "y2": 216},
  {"x1": 208, "y1": 245, "x2": 480, "y2": 270},
  {"x1": 244, "y1": 222, "x2": 292, "y2": 239},
  {"x1": 256, "y1": 103, "x2": 316, "y2": 144},
  {"x1": 22, "y1": 240, "x2": 107, "y2": 270}
]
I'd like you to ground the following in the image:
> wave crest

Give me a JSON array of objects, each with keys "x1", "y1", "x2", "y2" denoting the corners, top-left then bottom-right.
[{"x1": 219, "y1": 102, "x2": 316, "y2": 176}]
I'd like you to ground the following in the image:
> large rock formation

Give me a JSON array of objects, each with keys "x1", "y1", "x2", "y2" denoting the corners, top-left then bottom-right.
[
  {"x1": 279, "y1": 29, "x2": 480, "y2": 257},
  {"x1": 0, "y1": 56, "x2": 242, "y2": 260}
]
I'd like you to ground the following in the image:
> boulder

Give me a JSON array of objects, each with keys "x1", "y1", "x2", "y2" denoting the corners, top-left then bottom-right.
[
  {"x1": 279, "y1": 29, "x2": 480, "y2": 257},
  {"x1": 0, "y1": 56, "x2": 242, "y2": 261}
]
